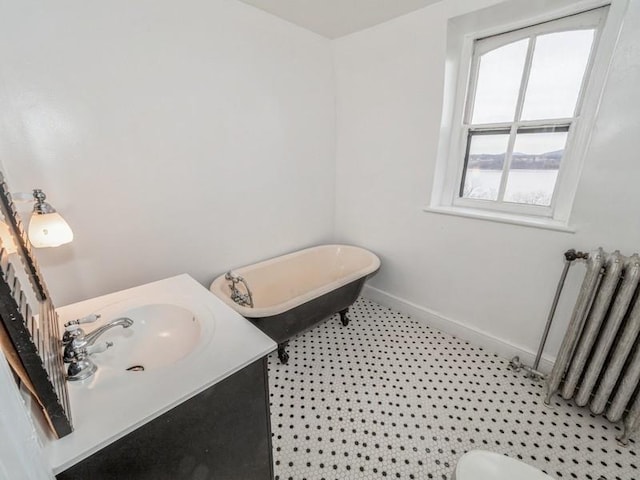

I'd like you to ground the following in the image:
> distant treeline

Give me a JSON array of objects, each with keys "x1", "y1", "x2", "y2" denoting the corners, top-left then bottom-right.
[{"x1": 468, "y1": 150, "x2": 563, "y2": 170}]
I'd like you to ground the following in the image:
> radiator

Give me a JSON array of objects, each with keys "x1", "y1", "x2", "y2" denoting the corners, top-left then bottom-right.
[{"x1": 545, "y1": 248, "x2": 640, "y2": 445}]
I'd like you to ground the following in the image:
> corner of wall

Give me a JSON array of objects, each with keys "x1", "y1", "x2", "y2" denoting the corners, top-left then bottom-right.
[{"x1": 329, "y1": 39, "x2": 341, "y2": 244}]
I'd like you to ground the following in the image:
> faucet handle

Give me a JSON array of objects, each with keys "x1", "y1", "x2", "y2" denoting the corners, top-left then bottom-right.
[
  {"x1": 62, "y1": 314, "x2": 101, "y2": 345},
  {"x1": 63, "y1": 339, "x2": 112, "y2": 363},
  {"x1": 62, "y1": 324, "x2": 85, "y2": 346},
  {"x1": 64, "y1": 313, "x2": 101, "y2": 328},
  {"x1": 85, "y1": 341, "x2": 113, "y2": 356},
  {"x1": 64, "y1": 323, "x2": 84, "y2": 333}
]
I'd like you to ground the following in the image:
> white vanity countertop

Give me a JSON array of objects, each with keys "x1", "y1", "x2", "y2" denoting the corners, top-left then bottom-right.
[{"x1": 40, "y1": 274, "x2": 277, "y2": 474}]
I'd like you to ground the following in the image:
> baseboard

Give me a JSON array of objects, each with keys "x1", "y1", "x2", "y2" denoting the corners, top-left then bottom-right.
[{"x1": 361, "y1": 285, "x2": 555, "y2": 374}]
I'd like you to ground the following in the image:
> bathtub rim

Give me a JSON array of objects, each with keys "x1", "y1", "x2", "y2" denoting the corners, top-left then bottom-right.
[{"x1": 209, "y1": 244, "x2": 380, "y2": 318}]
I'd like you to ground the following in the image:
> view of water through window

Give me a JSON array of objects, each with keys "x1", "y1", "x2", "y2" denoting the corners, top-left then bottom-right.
[
  {"x1": 458, "y1": 19, "x2": 597, "y2": 210},
  {"x1": 463, "y1": 147, "x2": 563, "y2": 206},
  {"x1": 463, "y1": 168, "x2": 559, "y2": 205},
  {"x1": 462, "y1": 128, "x2": 567, "y2": 206}
]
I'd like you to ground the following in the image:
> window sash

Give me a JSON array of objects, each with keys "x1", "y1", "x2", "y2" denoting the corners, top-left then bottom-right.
[
  {"x1": 473, "y1": 7, "x2": 606, "y2": 58},
  {"x1": 454, "y1": 7, "x2": 607, "y2": 216},
  {"x1": 458, "y1": 122, "x2": 572, "y2": 211}
]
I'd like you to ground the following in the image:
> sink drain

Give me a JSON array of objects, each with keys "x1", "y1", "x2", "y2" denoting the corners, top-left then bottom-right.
[{"x1": 126, "y1": 365, "x2": 145, "y2": 372}]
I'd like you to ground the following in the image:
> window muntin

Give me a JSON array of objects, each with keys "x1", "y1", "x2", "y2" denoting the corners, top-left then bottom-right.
[{"x1": 456, "y1": 8, "x2": 606, "y2": 216}]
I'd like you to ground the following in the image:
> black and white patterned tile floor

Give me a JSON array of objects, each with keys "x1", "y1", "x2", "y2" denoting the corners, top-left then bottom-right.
[{"x1": 267, "y1": 298, "x2": 638, "y2": 480}]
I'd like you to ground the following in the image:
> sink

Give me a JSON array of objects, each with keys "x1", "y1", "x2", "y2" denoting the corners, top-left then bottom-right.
[
  {"x1": 86, "y1": 302, "x2": 210, "y2": 373},
  {"x1": 46, "y1": 274, "x2": 276, "y2": 474}
]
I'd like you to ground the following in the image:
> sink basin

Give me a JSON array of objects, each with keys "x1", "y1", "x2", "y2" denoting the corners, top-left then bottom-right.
[{"x1": 87, "y1": 303, "x2": 208, "y2": 372}]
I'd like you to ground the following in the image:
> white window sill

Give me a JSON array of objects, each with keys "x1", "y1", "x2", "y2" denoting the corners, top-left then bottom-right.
[{"x1": 423, "y1": 205, "x2": 576, "y2": 233}]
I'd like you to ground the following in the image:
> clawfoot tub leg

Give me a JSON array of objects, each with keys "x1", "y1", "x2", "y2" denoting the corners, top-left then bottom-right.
[
  {"x1": 339, "y1": 308, "x2": 350, "y2": 327},
  {"x1": 277, "y1": 343, "x2": 289, "y2": 364}
]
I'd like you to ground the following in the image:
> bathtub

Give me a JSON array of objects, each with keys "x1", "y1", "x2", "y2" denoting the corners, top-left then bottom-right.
[{"x1": 209, "y1": 244, "x2": 380, "y2": 363}]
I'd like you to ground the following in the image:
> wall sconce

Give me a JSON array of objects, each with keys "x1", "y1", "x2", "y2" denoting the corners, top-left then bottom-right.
[{"x1": 27, "y1": 189, "x2": 74, "y2": 248}]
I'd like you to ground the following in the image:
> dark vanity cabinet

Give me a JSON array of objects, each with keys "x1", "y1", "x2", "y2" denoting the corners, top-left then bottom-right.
[{"x1": 57, "y1": 357, "x2": 273, "y2": 480}]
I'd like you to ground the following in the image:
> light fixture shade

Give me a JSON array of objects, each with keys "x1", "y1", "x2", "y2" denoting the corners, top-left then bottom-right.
[
  {"x1": 28, "y1": 212, "x2": 74, "y2": 248},
  {"x1": 0, "y1": 221, "x2": 18, "y2": 254}
]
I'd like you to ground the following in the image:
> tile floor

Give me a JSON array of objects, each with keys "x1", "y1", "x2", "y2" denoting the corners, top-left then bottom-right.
[{"x1": 267, "y1": 298, "x2": 638, "y2": 480}]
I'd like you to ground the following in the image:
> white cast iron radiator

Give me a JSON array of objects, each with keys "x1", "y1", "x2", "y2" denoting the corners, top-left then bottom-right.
[{"x1": 545, "y1": 248, "x2": 640, "y2": 445}]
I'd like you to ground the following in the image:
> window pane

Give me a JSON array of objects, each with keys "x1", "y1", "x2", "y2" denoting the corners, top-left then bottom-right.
[
  {"x1": 461, "y1": 132, "x2": 510, "y2": 201},
  {"x1": 503, "y1": 129, "x2": 568, "y2": 206},
  {"x1": 471, "y1": 39, "x2": 528, "y2": 124},
  {"x1": 521, "y1": 30, "x2": 595, "y2": 120}
]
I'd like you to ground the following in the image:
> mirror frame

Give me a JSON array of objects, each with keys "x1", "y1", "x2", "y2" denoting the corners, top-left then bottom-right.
[{"x1": 0, "y1": 171, "x2": 72, "y2": 438}]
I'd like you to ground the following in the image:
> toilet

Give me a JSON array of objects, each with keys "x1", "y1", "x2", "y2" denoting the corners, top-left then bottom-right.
[{"x1": 453, "y1": 450, "x2": 555, "y2": 480}]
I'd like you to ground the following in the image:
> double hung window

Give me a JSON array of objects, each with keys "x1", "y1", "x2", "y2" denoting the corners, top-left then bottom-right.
[{"x1": 442, "y1": 7, "x2": 608, "y2": 223}]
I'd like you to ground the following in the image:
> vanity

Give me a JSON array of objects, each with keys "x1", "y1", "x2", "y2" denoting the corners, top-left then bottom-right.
[{"x1": 35, "y1": 274, "x2": 277, "y2": 479}]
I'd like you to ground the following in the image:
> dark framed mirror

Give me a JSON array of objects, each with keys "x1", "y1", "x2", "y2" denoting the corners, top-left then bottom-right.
[{"x1": 0, "y1": 170, "x2": 72, "y2": 438}]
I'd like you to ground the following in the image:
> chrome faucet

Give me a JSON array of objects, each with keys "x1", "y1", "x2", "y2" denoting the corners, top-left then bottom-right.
[
  {"x1": 82, "y1": 317, "x2": 134, "y2": 347},
  {"x1": 225, "y1": 271, "x2": 254, "y2": 308},
  {"x1": 63, "y1": 317, "x2": 134, "y2": 381}
]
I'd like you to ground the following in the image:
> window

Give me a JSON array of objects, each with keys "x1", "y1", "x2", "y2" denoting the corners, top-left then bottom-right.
[{"x1": 429, "y1": 4, "x2": 618, "y2": 230}]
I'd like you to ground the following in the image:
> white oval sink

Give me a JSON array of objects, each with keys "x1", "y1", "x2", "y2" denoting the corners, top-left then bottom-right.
[{"x1": 91, "y1": 303, "x2": 203, "y2": 371}]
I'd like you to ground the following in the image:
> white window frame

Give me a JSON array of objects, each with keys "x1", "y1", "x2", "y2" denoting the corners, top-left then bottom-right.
[{"x1": 427, "y1": 0, "x2": 628, "y2": 232}]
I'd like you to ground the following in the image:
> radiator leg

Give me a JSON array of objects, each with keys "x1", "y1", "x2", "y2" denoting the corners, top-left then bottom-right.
[
  {"x1": 339, "y1": 308, "x2": 349, "y2": 327},
  {"x1": 618, "y1": 424, "x2": 633, "y2": 446},
  {"x1": 618, "y1": 390, "x2": 640, "y2": 446},
  {"x1": 543, "y1": 383, "x2": 553, "y2": 406},
  {"x1": 617, "y1": 433, "x2": 631, "y2": 446},
  {"x1": 542, "y1": 384, "x2": 556, "y2": 408},
  {"x1": 277, "y1": 343, "x2": 289, "y2": 365}
]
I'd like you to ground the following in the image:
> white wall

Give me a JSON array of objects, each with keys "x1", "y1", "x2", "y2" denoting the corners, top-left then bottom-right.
[
  {"x1": 0, "y1": 0, "x2": 336, "y2": 305},
  {"x1": 0, "y1": 352, "x2": 53, "y2": 480},
  {"x1": 334, "y1": 0, "x2": 640, "y2": 367}
]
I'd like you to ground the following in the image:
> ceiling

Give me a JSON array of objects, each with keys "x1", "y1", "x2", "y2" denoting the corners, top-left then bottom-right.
[{"x1": 237, "y1": 0, "x2": 442, "y2": 39}]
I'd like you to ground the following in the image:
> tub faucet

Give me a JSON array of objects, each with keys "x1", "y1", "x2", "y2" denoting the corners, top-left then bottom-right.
[
  {"x1": 63, "y1": 317, "x2": 134, "y2": 381},
  {"x1": 225, "y1": 271, "x2": 254, "y2": 308}
]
